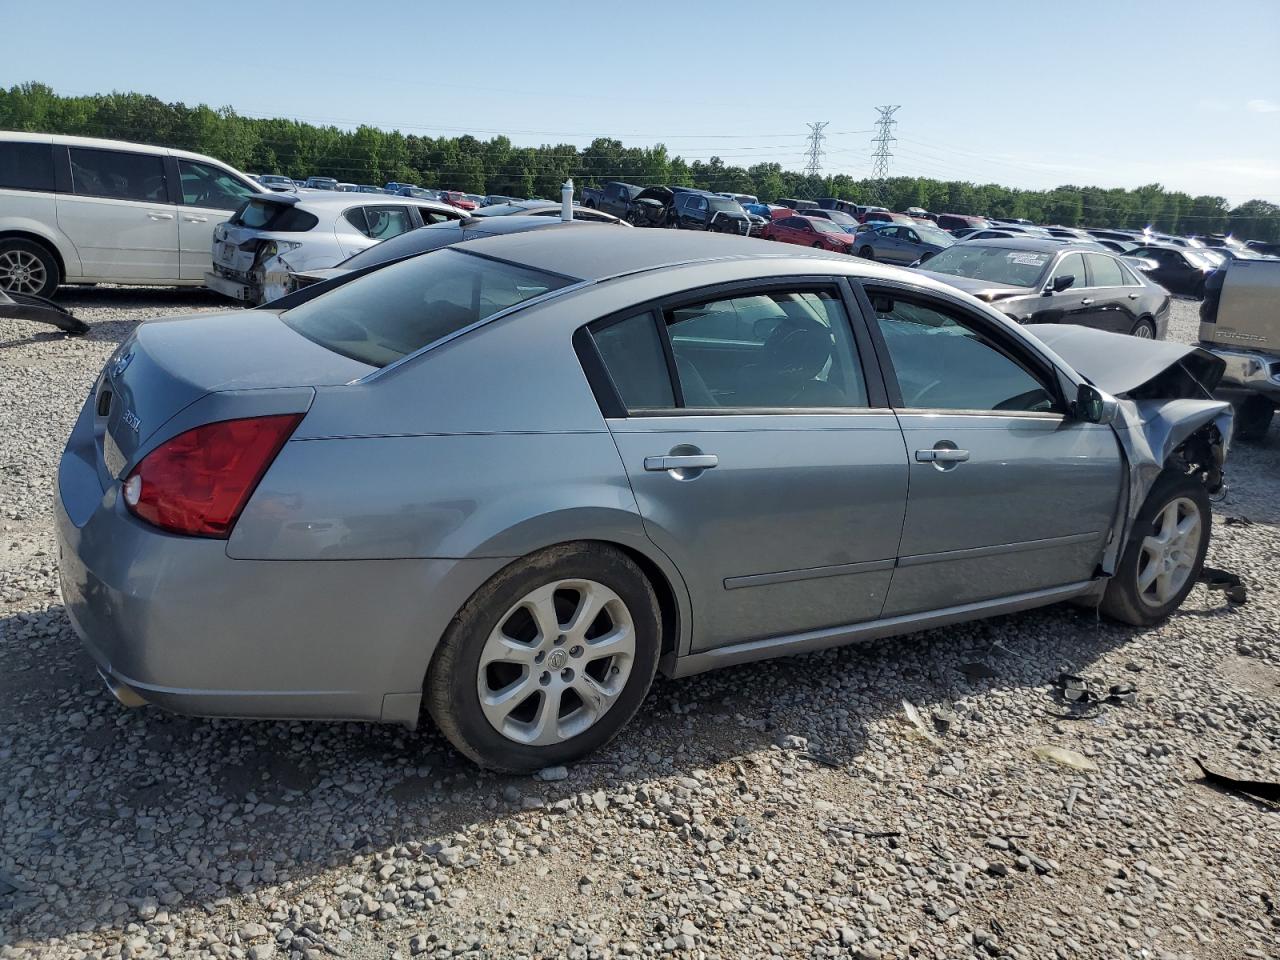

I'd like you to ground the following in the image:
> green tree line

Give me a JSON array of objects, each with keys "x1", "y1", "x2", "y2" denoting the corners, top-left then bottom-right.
[{"x1": 3, "y1": 82, "x2": 1278, "y2": 241}]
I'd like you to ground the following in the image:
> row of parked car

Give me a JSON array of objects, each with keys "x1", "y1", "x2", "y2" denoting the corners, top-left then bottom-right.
[{"x1": 252, "y1": 173, "x2": 538, "y2": 214}]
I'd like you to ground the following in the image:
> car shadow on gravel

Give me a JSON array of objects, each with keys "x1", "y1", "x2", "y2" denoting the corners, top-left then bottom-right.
[{"x1": 0, "y1": 591, "x2": 1164, "y2": 943}]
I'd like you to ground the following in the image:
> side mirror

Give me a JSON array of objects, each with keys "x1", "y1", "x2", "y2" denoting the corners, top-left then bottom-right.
[
  {"x1": 1048, "y1": 274, "x2": 1075, "y2": 294},
  {"x1": 1074, "y1": 383, "x2": 1118, "y2": 424}
]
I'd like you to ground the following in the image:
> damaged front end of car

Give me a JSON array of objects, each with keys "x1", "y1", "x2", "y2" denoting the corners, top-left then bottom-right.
[{"x1": 1028, "y1": 324, "x2": 1232, "y2": 579}]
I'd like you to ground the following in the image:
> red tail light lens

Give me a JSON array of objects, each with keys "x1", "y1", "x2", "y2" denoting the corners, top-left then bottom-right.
[{"x1": 123, "y1": 414, "x2": 303, "y2": 538}]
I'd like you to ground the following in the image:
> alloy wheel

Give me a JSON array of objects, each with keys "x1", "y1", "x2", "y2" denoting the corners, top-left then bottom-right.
[
  {"x1": 0, "y1": 249, "x2": 47, "y2": 295},
  {"x1": 476, "y1": 579, "x2": 636, "y2": 745},
  {"x1": 1132, "y1": 321, "x2": 1154, "y2": 339},
  {"x1": 1136, "y1": 496, "x2": 1201, "y2": 607}
]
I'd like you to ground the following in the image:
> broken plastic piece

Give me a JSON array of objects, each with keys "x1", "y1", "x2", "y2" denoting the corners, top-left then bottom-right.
[
  {"x1": 0, "y1": 289, "x2": 88, "y2": 335},
  {"x1": 903, "y1": 699, "x2": 943, "y2": 748},
  {"x1": 959, "y1": 661, "x2": 998, "y2": 683},
  {"x1": 799, "y1": 751, "x2": 841, "y2": 768},
  {"x1": 1198, "y1": 566, "x2": 1247, "y2": 604},
  {"x1": 1193, "y1": 757, "x2": 1280, "y2": 804},
  {"x1": 1032, "y1": 745, "x2": 1099, "y2": 771}
]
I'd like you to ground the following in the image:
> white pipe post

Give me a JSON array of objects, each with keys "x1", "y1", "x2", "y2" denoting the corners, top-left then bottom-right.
[{"x1": 561, "y1": 179, "x2": 574, "y2": 221}]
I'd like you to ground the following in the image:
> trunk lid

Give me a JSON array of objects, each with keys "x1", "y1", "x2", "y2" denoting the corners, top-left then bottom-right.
[{"x1": 97, "y1": 310, "x2": 373, "y2": 479}]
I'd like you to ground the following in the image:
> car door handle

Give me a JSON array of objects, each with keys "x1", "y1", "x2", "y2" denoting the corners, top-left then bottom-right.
[
  {"x1": 183, "y1": 215, "x2": 208, "y2": 223},
  {"x1": 644, "y1": 454, "x2": 718, "y2": 471},
  {"x1": 1128, "y1": 293, "x2": 1140, "y2": 300},
  {"x1": 1080, "y1": 298, "x2": 1095, "y2": 305},
  {"x1": 147, "y1": 212, "x2": 175, "y2": 220},
  {"x1": 915, "y1": 448, "x2": 969, "y2": 463}
]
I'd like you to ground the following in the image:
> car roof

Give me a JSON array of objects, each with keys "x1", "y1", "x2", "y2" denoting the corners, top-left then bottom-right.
[
  {"x1": 455, "y1": 225, "x2": 856, "y2": 282},
  {"x1": 0, "y1": 130, "x2": 254, "y2": 170},
  {"x1": 960, "y1": 237, "x2": 1096, "y2": 253},
  {"x1": 268, "y1": 193, "x2": 456, "y2": 215}
]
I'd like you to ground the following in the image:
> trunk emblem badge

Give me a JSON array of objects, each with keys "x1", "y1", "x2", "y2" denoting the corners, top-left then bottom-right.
[{"x1": 122, "y1": 409, "x2": 141, "y2": 433}]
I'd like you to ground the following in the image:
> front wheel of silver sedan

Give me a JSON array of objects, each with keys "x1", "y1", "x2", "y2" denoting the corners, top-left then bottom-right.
[
  {"x1": 425, "y1": 542, "x2": 661, "y2": 771},
  {"x1": 1100, "y1": 470, "x2": 1211, "y2": 626}
]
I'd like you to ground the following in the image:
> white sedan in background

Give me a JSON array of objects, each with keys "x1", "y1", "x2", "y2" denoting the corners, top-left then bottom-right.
[{"x1": 205, "y1": 193, "x2": 466, "y2": 304}]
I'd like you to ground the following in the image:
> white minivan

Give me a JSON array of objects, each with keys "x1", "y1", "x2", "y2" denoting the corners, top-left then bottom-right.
[{"x1": 0, "y1": 132, "x2": 264, "y2": 298}]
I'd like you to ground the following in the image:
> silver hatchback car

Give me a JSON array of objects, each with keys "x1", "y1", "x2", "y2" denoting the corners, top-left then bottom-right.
[{"x1": 57, "y1": 228, "x2": 1231, "y2": 771}]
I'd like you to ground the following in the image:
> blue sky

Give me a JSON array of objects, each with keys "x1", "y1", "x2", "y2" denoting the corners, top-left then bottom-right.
[{"x1": 3, "y1": 0, "x2": 1278, "y2": 201}]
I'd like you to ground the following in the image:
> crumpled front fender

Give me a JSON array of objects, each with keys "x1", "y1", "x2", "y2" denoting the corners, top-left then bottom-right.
[{"x1": 1100, "y1": 397, "x2": 1232, "y2": 574}]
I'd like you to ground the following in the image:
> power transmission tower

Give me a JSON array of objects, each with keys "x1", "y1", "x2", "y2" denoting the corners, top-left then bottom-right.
[
  {"x1": 870, "y1": 105, "x2": 900, "y2": 203},
  {"x1": 803, "y1": 121, "x2": 829, "y2": 179}
]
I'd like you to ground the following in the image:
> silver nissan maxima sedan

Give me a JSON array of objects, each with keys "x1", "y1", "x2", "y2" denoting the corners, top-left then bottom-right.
[{"x1": 57, "y1": 227, "x2": 1232, "y2": 771}]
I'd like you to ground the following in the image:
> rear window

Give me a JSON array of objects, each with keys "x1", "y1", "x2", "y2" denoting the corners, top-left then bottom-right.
[
  {"x1": 0, "y1": 141, "x2": 55, "y2": 192},
  {"x1": 231, "y1": 199, "x2": 320, "y2": 232},
  {"x1": 280, "y1": 249, "x2": 575, "y2": 367}
]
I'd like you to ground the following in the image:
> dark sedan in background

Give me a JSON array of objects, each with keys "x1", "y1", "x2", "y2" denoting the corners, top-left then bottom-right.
[
  {"x1": 855, "y1": 222, "x2": 956, "y2": 264},
  {"x1": 918, "y1": 238, "x2": 1171, "y2": 337},
  {"x1": 1125, "y1": 245, "x2": 1219, "y2": 298}
]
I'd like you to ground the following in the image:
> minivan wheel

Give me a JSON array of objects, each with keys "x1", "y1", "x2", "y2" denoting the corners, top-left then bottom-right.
[
  {"x1": 426, "y1": 543, "x2": 661, "y2": 771},
  {"x1": 1100, "y1": 470, "x2": 1210, "y2": 627},
  {"x1": 0, "y1": 239, "x2": 60, "y2": 299},
  {"x1": 1130, "y1": 318, "x2": 1156, "y2": 339}
]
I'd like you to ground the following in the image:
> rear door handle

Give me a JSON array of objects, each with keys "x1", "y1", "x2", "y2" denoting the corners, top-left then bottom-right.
[
  {"x1": 147, "y1": 212, "x2": 174, "y2": 220},
  {"x1": 183, "y1": 215, "x2": 208, "y2": 223},
  {"x1": 1080, "y1": 298, "x2": 1095, "y2": 305},
  {"x1": 915, "y1": 448, "x2": 969, "y2": 463},
  {"x1": 644, "y1": 454, "x2": 718, "y2": 471}
]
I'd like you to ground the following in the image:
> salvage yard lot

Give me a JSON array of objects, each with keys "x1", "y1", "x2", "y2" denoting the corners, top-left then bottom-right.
[{"x1": 1, "y1": 294, "x2": 1278, "y2": 960}]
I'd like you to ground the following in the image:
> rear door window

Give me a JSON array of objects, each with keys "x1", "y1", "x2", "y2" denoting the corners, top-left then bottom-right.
[
  {"x1": 69, "y1": 147, "x2": 167, "y2": 202},
  {"x1": 1084, "y1": 253, "x2": 1124, "y2": 288},
  {"x1": 0, "y1": 141, "x2": 55, "y2": 192}
]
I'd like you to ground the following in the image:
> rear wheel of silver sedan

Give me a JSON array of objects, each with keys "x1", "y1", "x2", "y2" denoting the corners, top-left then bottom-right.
[
  {"x1": 1100, "y1": 470, "x2": 1211, "y2": 626},
  {"x1": 426, "y1": 542, "x2": 661, "y2": 771}
]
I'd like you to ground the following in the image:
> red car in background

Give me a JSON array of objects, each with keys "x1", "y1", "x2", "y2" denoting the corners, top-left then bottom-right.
[
  {"x1": 440, "y1": 190, "x2": 478, "y2": 211},
  {"x1": 759, "y1": 215, "x2": 856, "y2": 253}
]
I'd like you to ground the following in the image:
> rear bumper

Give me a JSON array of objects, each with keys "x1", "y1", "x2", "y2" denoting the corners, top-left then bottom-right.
[
  {"x1": 203, "y1": 269, "x2": 256, "y2": 303},
  {"x1": 1200, "y1": 344, "x2": 1280, "y2": 401},
  {"x1": 55, "y1": 415, "x2": 509, "y2": 728}
]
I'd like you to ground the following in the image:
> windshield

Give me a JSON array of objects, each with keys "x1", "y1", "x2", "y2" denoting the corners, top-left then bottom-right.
[
  {"x1": 810, "y1": 219, "x2": 844, "y2": 236},
  {"x1": 281, "y1": 249, "x2": 574, "y2": 367},
  {"x1": 922, "y1": 245, "x2": 1053, "y2": 287},
  {"x1": 915, "y1": 226, "x2": 955, "y2": 247}
]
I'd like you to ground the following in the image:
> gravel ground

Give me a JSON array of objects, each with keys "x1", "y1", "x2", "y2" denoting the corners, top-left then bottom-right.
[{"x1": 1, "y1": 291, "x2": 1277, "y2": 960}]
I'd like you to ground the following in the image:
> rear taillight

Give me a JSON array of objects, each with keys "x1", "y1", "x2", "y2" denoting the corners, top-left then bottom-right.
[{"x1": 123, "y1": 414, "x2": 303, "y2": 538}]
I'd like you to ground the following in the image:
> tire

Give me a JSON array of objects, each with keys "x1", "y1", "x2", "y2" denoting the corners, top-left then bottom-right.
[
  {"x1": 425, "y1": 542, "x2": 661, "y2": 771},
  {"x1": 811, "y1": 241, "x2": 823, "y2": 248},
  {"x1": 0, "y1": 238, "x2": 61, "y2": 299},
  {"x1": 859, "y1": 246, "x2": 875, "y2": 260},
  {"x1": 1233, "y1": 394, "x2": 1275, "y2": 443},
  {"x1": 1129, "y1": 317, "x2": 1156, "y2": 339},
  {"x1": 1100, "y1": 470, "x2": 1211, "y2": 627},
  {"x1": 919, "y1": 251, "x2": 934, "y2": 263}
]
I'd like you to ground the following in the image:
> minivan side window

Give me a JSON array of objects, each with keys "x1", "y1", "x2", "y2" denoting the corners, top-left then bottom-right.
[
  {"x1": 177, "y1": 159, "x2": 257, "y2": 211},
  {"x1": 0, "y1": 141, "x2": 55, "y2": 192},
  {"x1": 69, "y1": 148, "x2": 167, "y2": 203}
]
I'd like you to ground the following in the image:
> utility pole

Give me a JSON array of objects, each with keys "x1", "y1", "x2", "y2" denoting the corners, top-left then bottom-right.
[
  {"x1": 803, "y1": 121, "x2": 828, "y2": 180},
  {"x1": 870, "y1": 105, "x2": 900, "y2": 204}
]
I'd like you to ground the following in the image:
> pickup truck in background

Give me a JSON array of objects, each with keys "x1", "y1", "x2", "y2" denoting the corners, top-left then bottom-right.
[
  {"x1": 1200, "y1": 257, "x2": 1280, "y2": 441},
  {"x1": 580, "y1": 181, "x2": 643, "y2": 218}
]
